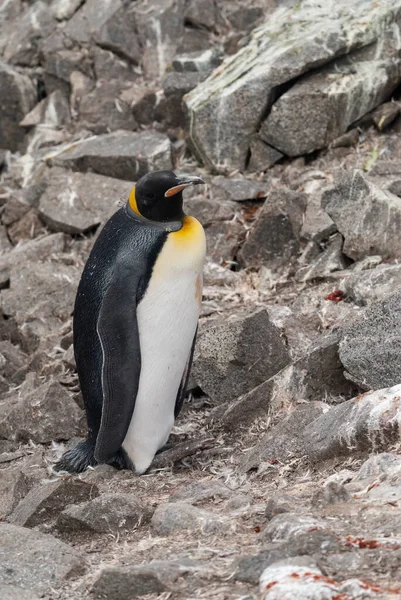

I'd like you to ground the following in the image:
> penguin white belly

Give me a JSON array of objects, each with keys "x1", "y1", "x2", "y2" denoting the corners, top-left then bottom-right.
[{"x1": 122, "y1": 216, "x2": 205, "y2": 474}]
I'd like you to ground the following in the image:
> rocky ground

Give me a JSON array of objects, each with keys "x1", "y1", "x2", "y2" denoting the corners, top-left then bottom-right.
[{"x1": 2, "y1": 0, "x2": 401, "y2": 598}]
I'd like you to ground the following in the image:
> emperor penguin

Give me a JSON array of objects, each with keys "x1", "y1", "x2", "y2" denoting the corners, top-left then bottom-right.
[{"x1": 55, "y1": 170, "x2": 206, "y2": 474}]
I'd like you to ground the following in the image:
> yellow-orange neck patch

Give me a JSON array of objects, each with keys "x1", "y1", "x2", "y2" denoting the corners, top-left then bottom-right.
[{"x1": 129, "y1": 186, "x2": 142, "y2": 217}]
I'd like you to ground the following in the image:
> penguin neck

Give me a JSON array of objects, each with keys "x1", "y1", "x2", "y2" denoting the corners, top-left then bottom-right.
[{"x1": 127, "y1": 187, "x2": 184, "y2": 232}]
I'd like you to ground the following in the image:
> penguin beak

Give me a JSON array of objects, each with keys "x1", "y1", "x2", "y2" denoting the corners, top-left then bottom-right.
[{"x1": 165, "y1": 175, "x2": 205, "y2": 197}]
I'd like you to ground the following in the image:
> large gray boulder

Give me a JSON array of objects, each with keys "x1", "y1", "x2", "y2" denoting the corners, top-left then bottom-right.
[{"x1": 185, "y1": 0, "x2": 401, "y2": 170}]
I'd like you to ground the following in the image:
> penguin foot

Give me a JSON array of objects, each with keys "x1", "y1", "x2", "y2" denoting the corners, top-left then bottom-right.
[
  {"x1": 107, "y1": 447, "x2": 134, "y2": 471},
  {"x1": 54, "y1": 439, "x2": 97, "y2": 473}
]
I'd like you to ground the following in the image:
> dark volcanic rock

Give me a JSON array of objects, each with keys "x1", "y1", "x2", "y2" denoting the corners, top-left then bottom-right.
[
  {"x1": 9, "y1": 479, "x2": 99, "y2": 527},
  {"x1": 77, "y1": 80, "x2": 137, "y2": 134},
  {"x1": 0, "y1": 375, "x2": 84, "y2": 444},
  {"x1": 93, "y1": 5, "x2": 141, "y2": 65},
  {"x1": 239, "y1": 188, "x2": 307, "y2": 269},
  {"x1": 39, "y1": 168, "x2": 129, "y2": 234},
  {"x1": 339, "y1": 289, "x2": 401, "y2": 389},
  {"x1": 0, "y1": 523, "x2": 85, "y2": 594},
  {"x1": 0, "y1": 61, "x2": 36, "y2": 151},
  {"x1": 91, "y1": 566, "x2": 166, "y2": 600},
  {"x1": 57, "y1": 493, "x2": 149, "y2": 534},
  {"x1": 322, "y1": 170, "x2": 401, "y2": 260},
  {"x1": 192, "y1": 309, "x2": 291, "y2": 403},
  {"x1": 51, "y1": 131, "x2": 172, "y2": 181}
]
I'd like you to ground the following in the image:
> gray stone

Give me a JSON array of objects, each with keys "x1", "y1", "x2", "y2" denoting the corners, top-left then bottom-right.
[
  {"x1": 204, "y1": 219, "x2": 245, "y2": 265},
  {"x1": 262, "y1": 512, "x2": 327, "y2": 541},
  {"x1": 211, "y1": 176, "x2": 268, "y2": 202},
  {"x1": 7, "y1": 211, "x2": 45, "y2": 245},
  {"x1": 63, "y1": 0, "x2": 122, "y2": 44},
  {"x1": 301, "y1": 189, "x2": 337, "y2": 243},
  {"x1": 322, "y1": 170, "x2": 401, "y2": 261},
  {"x1": 20, "y1": 91, "x2": 70, "y2": 128},
  {"x1": 51, "y1": 0, "x2": 84, "y2": 20},
  {"x1": 239, "y1": 188, "x2": 307, "y2": 269},
  {"x1": 51, "y1": 131, "x2": 172, "y2": 181},
  {"x1": 9, "y1": 479, "x2": 98, "y2": 527},
  {"x1": 203, "y1": 261, "x2": 239, "y2": 286},
  {"x1": 372, "y1": 101, "x2": 400, "y2": 131},
  {"x1": 354, "y1": 453, "x2": 401, "y2": 481},
  {"x1": 44, "y1": 49, "x2": 90, "y2": 91},
  {"x1": 0, "y1": 467, "x2": 31, "y2": 518},
  {"x1": 342, "y1": 263, "x2": 401, "y2": 306},
  {"x1": 248, "y1": 136, "x2": 284, "y2": 172},
  {"x1": 184, "y1": 0, "x2": 219, "y2": 30},
  {"x1": 0, "y1": 374, "x2": 84, "y2": 444},
  {"x1": 296, "y1": 234, "x2": 347, "y2": 282},
  {"x1": 185, "y1": 196, "x2": 236, "y2": 226},
  {"x1": 39, "y1": 167, "x2": 129, "y2": 234},
  {"x1": 387, "y1": 179, "x2": 401, "y2": 196},
  {"x1": 162, "y1": 71, "x2": 207, "y2": 128},
  {"x1": 304, "y1": 383, "x2": 401, "y2": 462},
  {"x1": 169, "y1": 480, "x2": 231, "y2": 505},
  {"x1": 125, "y1": 85, "x2": 159, "y2": 126},
  {"x1": 56, "y1": 493, "x2": 148, "y2": 533},
  {"x1": 185, "y1": 0, "x2": 401, "y2": 170},
  {"x1": 331, "y1": 128, "x2": 360, "y2": 148},
  {"x1": 192, "y1": 309, "x2": 291, "y2": 403},
  {"x1": 0, "y1": 586, "x2": 40, "y2": 600},
  {"x1": 94, "y1": 5, "x2": 141, "y2": 65},
  {"x1": 91, "y1": 47, "x2": 137, "y2": 82},
  {"x1": 260, "y1": 51, "x2": 401, "y2": 156},
  {"x1": 224, "y1": 333, "x2": 355, "y2": 433},
  {"x1": 239, "y1": 402, "x2": 327, "y2": 472},
  {"x1": 0, "y1": 523, "x2": 85, "y2": 593},
  {"x1": 173, "y1": 49, "x2": 223, "y2": 73},
  {"x1": 91, "y1": 566, "x2": 166, "y2": 600},
  {"x1": 134, "y1": 0, "x2": 185, "y2": 79},
  {"x1": 0, "y1": 341, "x2": 27, "y2": 379},
  {"x1": 0, "y1": 61, "x2": 36, "y2": 151},
  {"x1": 151, "y1": 502, "x2": 226, "y2": 535},
  {"x1": 339, "y1": 289, "x2": 401, "y2": 390},
  {"x1": 3, "y1": 2, "x2": 56, "y2": 66}
]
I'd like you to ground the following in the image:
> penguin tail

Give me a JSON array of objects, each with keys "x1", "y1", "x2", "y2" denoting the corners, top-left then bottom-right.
[{"x1": 54, "y1": 439, "x2": 97, "y2": 473}]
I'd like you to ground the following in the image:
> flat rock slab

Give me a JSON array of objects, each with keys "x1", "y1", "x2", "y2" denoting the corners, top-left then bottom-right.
[
  {"x1": 339, "y1": 289, "x2": 401, "y2": 390},
  {"x1": 185, "y1": 0, "x2": 401, "y2": 170},
  {"x1": 342, "y1": 263, "x2": 401, "y2": 306},
  {"x1": 192, "y1": 309, "x2": 291, "y2": 403},
  {"x1": 151, "y1": 502, "x2": 227, "y2": 535},
  {"x1": 39, "y1": 168, "x2": 129, "y2": 234},
  {"x1": 322, "y1": 170, "x2": 401, "y2": 260},
  {"x1": 51, "y1": 131, "x2": 172, "y2": 181},
  {"x1": 304, "y1": 384, "x2": 401, "y2": 462},
  {"x1": 9, "y1": 478, "x2": 99, "y2": 527},
  {"x1": 91, "y1": 565, "x2": 166, "y2": 600},
  {"x1": 0, "y1": 523, "x2": 85, "y2": 594},
  {"x1": 211, "y1": 176, "x2": 268, "y2": 202}
]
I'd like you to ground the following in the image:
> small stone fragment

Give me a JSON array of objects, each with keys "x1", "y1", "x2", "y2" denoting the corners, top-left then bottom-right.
[
  {"x1": 331, "y1": 128, "x2": 360, "y2": 148},
  {"x1": 91, "y1": 566, "x2": 166, "y2": 600},
  {"x1": 184, "y1": 0, "x2": 219, "y2": 30},
  {"x1": 151, "y1": 502, "x2": 226, "y2": 535},
  {"x1": 169, "y1": 480, "x2": 231, "y2": 505},
  {"x1": 51, "y1": 0, "x2": 84, "y2": 20},
  {"x1": 295, "y1": 234, "x2": 347, "y2": 282},
  {"x1": 20, "y1": 91, "x2": 70, "y2": 128},
  {"x1": 248, "y1": 136, "x2": 284, "y2": 172},
  {"x1": 0, "y1": 61, "x2": 36, "y2": 151},
  {"x1": 372, "y1": 102, "x2": 400, "y2": 131},
  {"x1": 0, "y1": 585, "x2": 41, "y2": 600},
  {"x1": 0, "y1": 467, "x2": 31, "y2": 518},
  {"x1": 211, "y1": 176, "x2": 268, "y2": 202},
  {"x1": 342, "y1": 263, "x2": 401, "y2": 306},
  {"x1": 172, "y1": 49, "x2": 223, "y2": 73}
]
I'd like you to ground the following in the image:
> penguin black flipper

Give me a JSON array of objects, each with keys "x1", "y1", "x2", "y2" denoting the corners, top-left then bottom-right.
[
  {"x1": 95, "y1": 260, "x2": 141, "y2": 464},
  {"x1": 174, "y1": 328, "x2": 197, "y2": 418}
]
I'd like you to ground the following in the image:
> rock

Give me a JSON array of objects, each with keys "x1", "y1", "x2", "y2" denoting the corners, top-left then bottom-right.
[
  {"x1": 162, "y1": 71, "x2": 207, "y2": 127},
  {"x1": 296, "y1": 234, "x2": 347, "y2": 282},
  {"x1": 51, "y1": 0, "x2": 84, "y2": 20},
  {"x1": 354, "y1": 453, "x2": 401, "y2": 481},
  {"x1": 184, "y1": 196, "x2": 236, "y2": 226},
  {"x1": 3, "y1": 2, "x2": 56, "y2": 66},
  {"x1": 239, "y1": 188, "x2": 307, "y2": 269},
  {"x1": 2, "y1": 196, "x2": 31, "y2": 226},
  {"x1": 90, "y1": 566, "x2": 166, "y2": 600},
  {"x1": 9, "y1": 479, "x2": 98, "y2": 527},
  {"x1": 134, "y1": 0, "x2": 185, "y2": 79},
  {"x1": 38, "y1": 167, "x2": 129, "y2": 234},
  {"x1": 0, "y1": 586, "x2": 40, "y2": 600},
  {"x1": 20, "y1": 91, "x2": 70, "y2": 128},
  {"x1": 93, "y1": 5, "x2": 141, "y2": 65},
  {"x1": 322, "y1": 170, "x2": 401, "y2": 261},
  {"x1": 204, "y1": 219, "x2": 245, "y2": 265},
  {"x1": 77, "y1": 80, "x2": 137, "y2": 134},
  {"x1": 0, "y1": 61, "x2": 36, "y2": 151},
  {"x1": 51, "y1": 131, "x2": 172, "y2": 181},
  {"x1": 168, "y1": 480, "x2": 231, "y2": 504},
  {"x1": 248, "y1": 136, "x2": 284, "y2": 172},
  {"x1": 260, "y1": 49, "x2": 401, "y2": 156},
  {"x1": 301, "y1": 190, "x2": 337, "y2": 243},
  {"x1": 372, "y1": 101, "x2": 400, "y2": 131},
  {"x1": 8, "y1": 211, "x2": 45, "y2": 245},
  {"x1": 184, "y1": 0, "x2": 219, "y2": 30},
  {"x1": 211, "y1": 176, "x2": 268, "y2": 202},
  {"x1": 63, "y1": 0, "x2": 122, "y2": 44},
  {"x1": 173, "y1": 49, "x2": 222, "y2": 73},
  {"x1": 239, "y1": 403, "x2": 327, "y2": 472},
  {"x1": 185, "y1": 0, "x2": 401, "y2": 170},
  {"x1": 0, "y1": 226, "x2": 12, "y2": 253},
  {"x1": 192, "y1": 309, "x2": 291, "y2": 402},
  {"x1": 224, "y1": 333, "x2": 354, "y2": 433},
  {"x1": 0, "y1": 375, "x2": 84, "y2": 444},
  {"x1": 304, "y1": 383, "x2": 401, "y2": 462},
  {"x1": 342, "y1": 263, "x2": 401, "y2": 306},
  {"x1": 339, "y1": 289, "x2": 401, "y2": 389},
  {"x1": 0, "y1": 233, "x2": 65, "y2": 287},
  {"x1": 0, "y1": 340, "x2": 27, "y2": 379},
  {"x1": 44, "y1": 49, "x2": 90, "y2": 93},
  {"x1": 331, "y1": 128, "x2": 360, "y2": 148},
  {"x1": 203, "y1": 261, "x2": 239, "y2": 286},
  {"x1": 91, "y1": 47, "x2": 137, "y2": 82},
  {"x1": 0, "y1": 467, "x2": 31, "y2": 518},
  {"x1": 0, "y1": 523, "x2": 85, "y2": 593},
  {"x1": 387, "y1": 179, "x2": 401, "y2": 196},
  {"x1": 151, "y1": 502, "x2": 226, "y2": 535},
  {"x1": 56, "y1": 493, "x2": 148, "y2": 533}
]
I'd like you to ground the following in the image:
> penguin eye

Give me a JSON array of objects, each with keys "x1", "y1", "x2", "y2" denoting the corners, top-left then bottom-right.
[{"x1": 145, "y1": 193, "x2": 155, "y2": 201}]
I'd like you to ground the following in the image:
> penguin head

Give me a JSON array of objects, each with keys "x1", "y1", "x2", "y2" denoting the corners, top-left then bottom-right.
[{"x1": 129, "y1": 170, "x2": 204, "y2": 222}]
